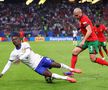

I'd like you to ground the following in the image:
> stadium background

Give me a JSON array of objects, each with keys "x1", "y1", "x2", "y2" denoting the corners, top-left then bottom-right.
[
  {"x1": 0, "y1": 0, "x2": 108, "y2": 42},
  {"x1": 1, "y1": 1, "x2": 108, "y2": 90}
]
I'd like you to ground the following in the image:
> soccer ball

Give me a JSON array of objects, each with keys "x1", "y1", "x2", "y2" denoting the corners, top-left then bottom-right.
[{"x1": 44, "y1": 76, "x2": 53, "y2": 83}]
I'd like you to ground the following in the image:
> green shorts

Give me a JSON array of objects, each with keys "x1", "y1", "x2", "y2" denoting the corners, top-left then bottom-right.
[
  {"x1": 20, "y1": 37, "x2": 23, "y2": 41},
  {"x1": 78, "y1": 40, "x2": 99, "y2": 54},
  {"x1": 98, "y1": 42, "x2": 107, "y2": 47}
]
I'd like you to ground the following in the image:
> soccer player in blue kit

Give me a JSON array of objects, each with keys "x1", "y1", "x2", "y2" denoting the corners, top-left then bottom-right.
[{"x1": 0, "y1": 33, "x2": 81, "y2": 83}]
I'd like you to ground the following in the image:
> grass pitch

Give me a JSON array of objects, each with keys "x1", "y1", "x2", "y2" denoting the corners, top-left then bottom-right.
[{"x1": 0, "y1": 41, "x2": 108, "y2": 90}]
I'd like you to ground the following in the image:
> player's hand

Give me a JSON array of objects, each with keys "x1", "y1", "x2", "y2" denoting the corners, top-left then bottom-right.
[
  {"x1": 0, "y1": 74, "x2": 3, "y2": 78},
  {"x1": 79, "y1": 40, "x2": 85, "y2": 47},
  {"x1": 13, "y1": 60, "x2": 20, "y2": 64}
]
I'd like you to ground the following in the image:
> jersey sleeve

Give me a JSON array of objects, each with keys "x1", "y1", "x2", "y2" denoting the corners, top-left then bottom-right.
[
  {"x1": 23, "y1": 42, "x2": 30, "y2": 49},
  {"x1": 81, "y1": 18, "x2": 89, "y2": 28},
  {"x1": 1, "y1": 60, "x2": 12, "y2": 74},
  {"x1": 9, "y1": 51, "x2": 17, "y2": 61},
  {"x1": 19, "y1": 42, "x2": 31, "y2": 60}
]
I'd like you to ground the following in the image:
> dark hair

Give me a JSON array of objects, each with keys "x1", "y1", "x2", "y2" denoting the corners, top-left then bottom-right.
[{"x1": 11, "y1": 32, "x2": 20, "y2": 37}]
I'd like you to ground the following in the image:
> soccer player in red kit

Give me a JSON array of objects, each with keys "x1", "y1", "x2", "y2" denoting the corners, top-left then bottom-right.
[
  {"x1": 94, "y1": 24, "x2": 108, "y2": 59},
  {"x1": 64, "y1": 8, "x2": 108, "y2": 76}
]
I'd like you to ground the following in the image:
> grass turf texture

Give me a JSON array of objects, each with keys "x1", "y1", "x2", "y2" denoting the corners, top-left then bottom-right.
[{"x1": 0, "y1": 41, "x2": 108, "y2": 90}]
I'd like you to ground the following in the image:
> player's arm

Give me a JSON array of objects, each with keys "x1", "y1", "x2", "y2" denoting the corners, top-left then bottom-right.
[
  {"x1": 19, "y1": 47, "x2": 31, "y2": 60},
  {"x1": 84, "y1": 25, "x2": 92, "y2": 41},
  {"x1": 0, "y1": 60, "x2": 13, "y2": 78},
  {"x1": 80, "y1": 25, "x2": 92, "y2": 46}
]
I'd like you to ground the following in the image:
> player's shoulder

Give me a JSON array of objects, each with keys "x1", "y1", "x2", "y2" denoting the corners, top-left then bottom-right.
[
  {"x1": 10, "y1": 48, "x2": 16, "y2": 56},
  {"x1": 22, "y1": 42, "x2": 30, "y2": 45},
  {"x1": 22, "y1": 42, "x2": 31, "y2": 48},
  {"x1": 81, "y1": 15, "x2": 89, "y2": 21}
]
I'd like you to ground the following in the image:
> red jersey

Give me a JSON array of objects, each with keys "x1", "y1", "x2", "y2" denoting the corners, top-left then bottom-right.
[
  {"x1": 80, "y1": 15, "x2": 98, "y2": 41},
  {"x1": 19, "y1": 31, "x2": 24, "y2": 38},
  {"x1": 95, "y1": 24, "x2": 107, "y2": 42}
]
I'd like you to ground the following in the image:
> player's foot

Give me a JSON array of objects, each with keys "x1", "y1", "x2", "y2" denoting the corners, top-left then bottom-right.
[
  {"x1": 67, "y1": 77, "x2": 76, "y2": 83},
  {"x1": 73, "y1": 69, "x2": 82, "y2": 74},
  {"x1": 64, "y1": 72, "x2": 74, "y2": 76},
  {"x1": 64, "y1": 69, "x2": 81, "y2": 76}
]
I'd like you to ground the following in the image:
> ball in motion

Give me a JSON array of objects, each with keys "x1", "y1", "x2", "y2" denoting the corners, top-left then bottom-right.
[{"x1": 45, "y1": 76, "x2": 53, "y2": 83}]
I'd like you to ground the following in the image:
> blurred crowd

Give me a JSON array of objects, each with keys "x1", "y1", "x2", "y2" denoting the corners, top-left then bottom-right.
[{"x1": 0, "y1": 0, "x2": 106, "y2": 38}]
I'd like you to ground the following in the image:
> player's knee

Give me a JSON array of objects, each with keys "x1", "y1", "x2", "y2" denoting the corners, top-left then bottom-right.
[
  {"x1": 51, "y1": 62, "x2": 61, "y2": 68},
  {"x1": 72, "y1": 49, "x2": 79, "y2": 55},
  {"x1": 43, "y1": 70, "x2": 52, "y2": 77}
]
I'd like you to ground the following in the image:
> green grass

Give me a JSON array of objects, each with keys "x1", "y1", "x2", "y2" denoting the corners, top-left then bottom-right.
[{"x1": 0, "y1": 41, "x2": 108, "y2": 90}]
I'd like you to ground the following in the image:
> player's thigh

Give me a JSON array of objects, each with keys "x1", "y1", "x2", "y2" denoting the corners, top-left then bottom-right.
[
  {"x1": 43, "y1": 69, "x2": 52, "y2": 77},
  {"x1": 51, "y1": 61, "x2": 61, "y2": 68},
  {"x1": 72, "y1": 46, "x2": 83, "y2": 55},
  {"x1": 88, "y1": 41, "x2": 99, "y2": 54},
  {"x1": 73, "y1": 41, "x2": 88, "y2": 55},
  {"x1": 35, "y1": 65, "x2": 52, "y2": 77},
  {"x1": 41, "y1": 57, "x2": 61, "y2": 68},
  {"x1": 35, "y1": 66, "x2": 47, "y2": 75},
  {"x1": 35, "y1": 57, "x2": 53, "y2": 75},
  {"x1": 42, "y1": 57, "x2": 54, "y2": 68}
]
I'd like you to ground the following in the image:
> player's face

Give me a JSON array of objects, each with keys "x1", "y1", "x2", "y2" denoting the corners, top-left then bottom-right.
[
  {"x1": 73, "y1": 12, "x2": 82, "y2": 19},
  {"x1": 11, "y1": 36, "x2": 21, "y2": 46},
  {"x1": 74, "y1": 13, "x2": 80, "y2": 19}
]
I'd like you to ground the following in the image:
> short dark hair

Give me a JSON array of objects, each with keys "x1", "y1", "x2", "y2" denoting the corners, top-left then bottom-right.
[{"x1": 11, "y1": 32, "x2": 20, "y2": 37}]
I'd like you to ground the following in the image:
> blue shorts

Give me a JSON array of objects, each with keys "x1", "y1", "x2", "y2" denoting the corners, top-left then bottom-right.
[
  {"x1": 34, "y1": 57, "x2": 54, "y2": 75},
  {"x1": 73, "y1": 37, "x2": 77, "y2": 41}
]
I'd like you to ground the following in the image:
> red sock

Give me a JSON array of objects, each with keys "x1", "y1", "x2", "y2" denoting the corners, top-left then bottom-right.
[
  {"x1": 99, "y1": 50, "x2": 104, "y2": 58},
  {"x1": 107, "y1": 50, "x2": 108, "y2": 55},
  {"x1": 95, "y1": 58, "x2": 108, "y2": 66},
  {"x1": 104, "y1": 49, "x2": 108, "y2": 55},
  {"x1": 71, "y1": 55, "x2": 78, "y2": 68}
]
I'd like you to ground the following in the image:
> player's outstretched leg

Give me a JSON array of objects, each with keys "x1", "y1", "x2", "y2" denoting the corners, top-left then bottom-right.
[
  {"x1": 51, "y1": 73, "x2": 76, "y2": 83},
  {"x1": 60, "y1": 63, "x2": 81, "y2": 73},
  {"x1": 51, "y1": 62, "x2": 82, "y2": 74},
  {"x1": 43, "y1": 69, "x2": 77, "y2": 83},
  {"x1": 63, "y1": 54, "x2": 78, "y2": 76},
  {"x1": 60, "y1": 63, "x2": 81, "y2": 76},
  {"x1": 51, "y1": 62, "x2": 82, "y2": 76}
]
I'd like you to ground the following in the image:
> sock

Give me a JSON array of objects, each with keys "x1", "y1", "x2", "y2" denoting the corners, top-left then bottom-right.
[
  {"x1": 99, "y1": 50, "x2": 104, "y2": 58},
  {"x1": 104, "y1": 49, "x2": 108, "y2": 55},
  {"x1": 52, "y1": 73, "x2": 67, "y2": 80},
  {"x1": 60, "y1": 63, "x2": 73, "y2": 71},
  {"x1": 71, "y1": 55, "x2": 78, "y2": 68},
  {"x1": 95, "y1": 58, "x2": 108, "y2": 66}
]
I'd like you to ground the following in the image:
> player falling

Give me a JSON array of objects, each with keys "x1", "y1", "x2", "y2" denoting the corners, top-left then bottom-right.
[{"x1": 0, "y1": 33, "x2": 82, "y2": 83}]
